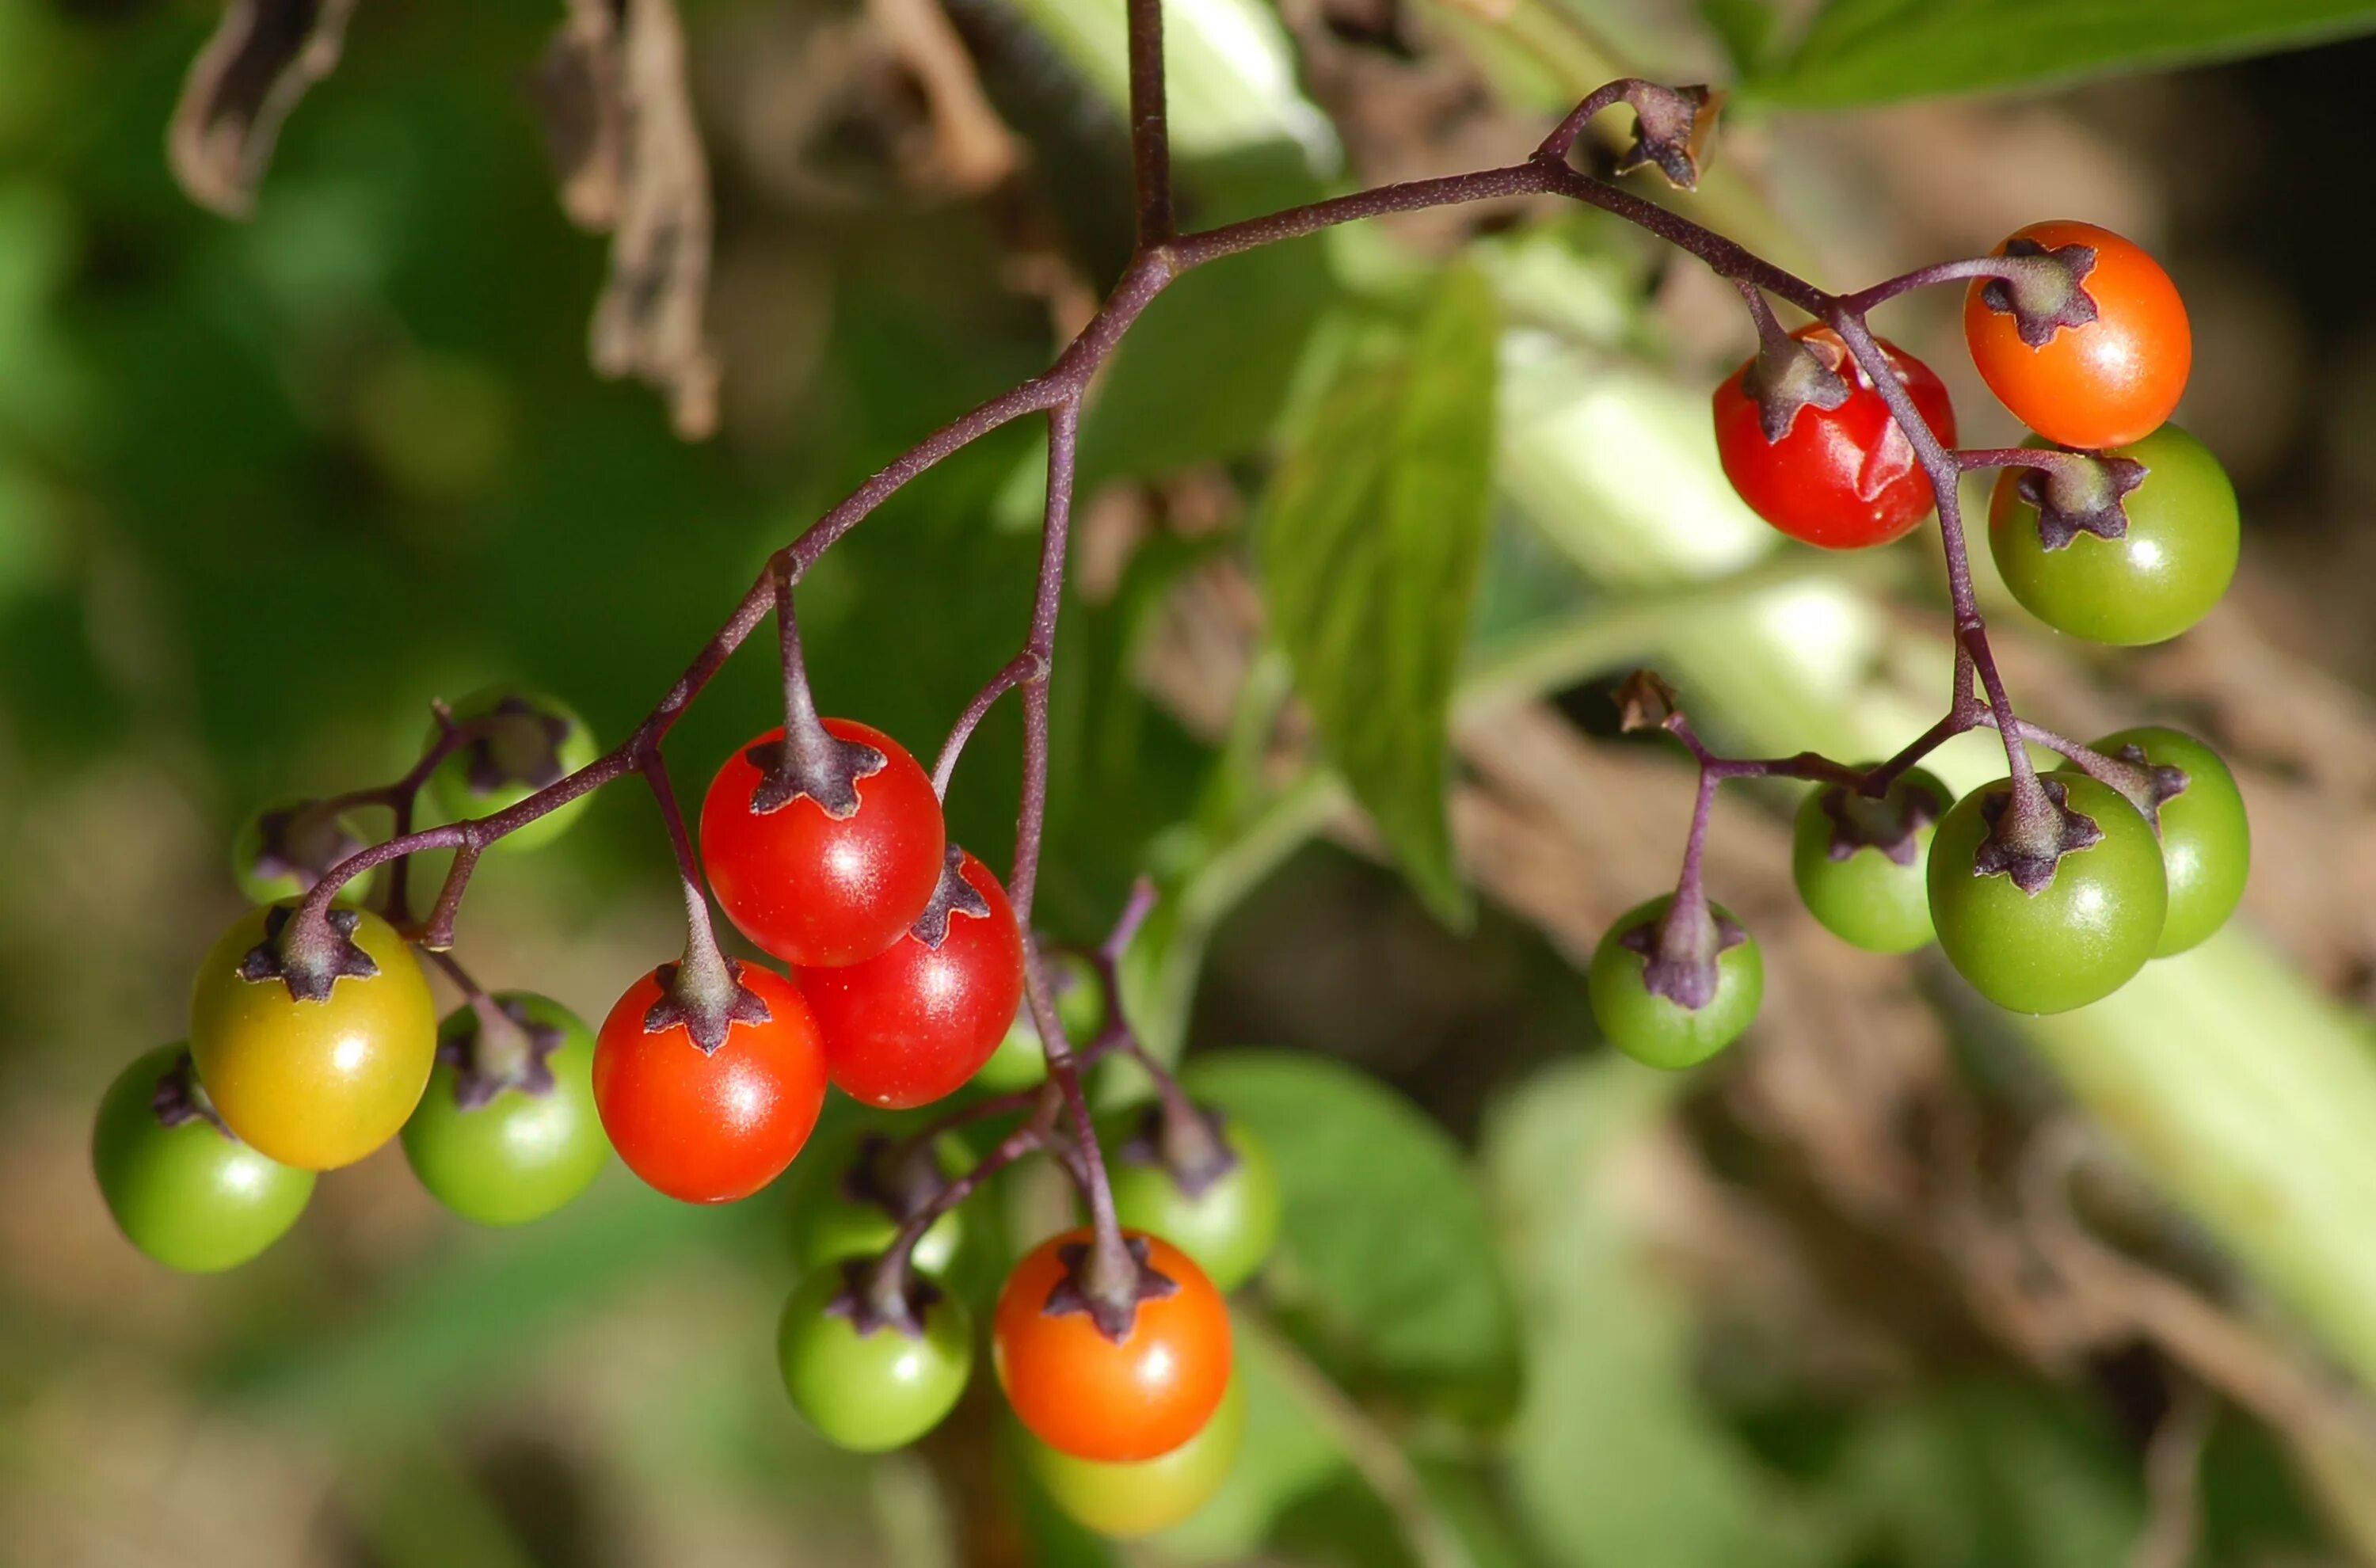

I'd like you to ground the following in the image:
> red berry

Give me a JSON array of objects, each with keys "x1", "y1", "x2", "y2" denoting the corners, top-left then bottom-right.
[
  {"x1": 1712, "y1": 325, "x2": 1957, "y2": 550},
  {"x1": 699, "y1": 719, "x2": 946, "y2": 968},
  {"x1": 798, "y1": 850, "x2": 1025, "y2": 1109},
  {"x1": 592, "y1": 964, "x2": 827, "y2": 1204}
]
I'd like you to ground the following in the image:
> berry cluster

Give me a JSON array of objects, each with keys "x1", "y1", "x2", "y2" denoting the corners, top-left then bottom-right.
[
  {"x1": 1596, "y1": 216, "x2": 2245, "y2": 1068},
  {"x1": 100, "y1": 678, "x2": 1275, "y2": 1535},
  {"x1": 97, "y1": 56, "x2": 2248, "y2": 1539}
]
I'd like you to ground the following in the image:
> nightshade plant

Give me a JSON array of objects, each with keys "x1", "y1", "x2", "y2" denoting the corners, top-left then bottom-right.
[{"x1": 93, "y1": 0, "x2": 2249, "y2": 1537}]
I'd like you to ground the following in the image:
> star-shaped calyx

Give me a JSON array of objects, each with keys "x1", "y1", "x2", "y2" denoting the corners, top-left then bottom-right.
[
  {"x1": 150, "y1": 1049, "x2": 235, "y2": 1139},
  {"x1": 908, "y1": 847, "x2": 992, "y2": 950},
  {"x1": 1042, "y1": 1234, "x2": 1178, "y2": 1343},
  {"x1": 839, "y1": 1132, "x2": 946, "y2": 1224},
  {"x1": 2016, "y1": 455, "x2": 2149, "y2": 550},
  {"x1": 466, "y1": 695, "x2": 576, "y2": 794},
  {"x1": 1116, "y1": 1101, "x2": 1240, "y2": 1200},
  {"x1": 1820, "y1": 776, "x2": 1948, "y2": 867},
  {"x1": 1978, "y1": 238, "x2": 2100, "y2": 348},
  {"x1": 1973, "y1": 777, "x2": 2104, "y2": 896},
  {"x1": 2107, "y1": 743, "x2": 2191, "y2": 829},
  {"x1": 1742, "y1": 328, "x2": 1852, "y2": 443},
  {"x1": 1613, "y1": 668, "x2": 1683, "y2": 733},
  {"x1": 642, "y1": 958, "x2": 773, "y2": 1053},
  {"x1": 742, "y1": 726, "x2": 885, "y2": 818},
  {"x1": 439, "y1": 997, "x2": 568, "y2": 1109},
  {"x1": 249, "y1": 802, "x2": 367, "y2": 891},
  {"x1": 1613, "y1": 83, "x2": 1723, "y2": 191},
  {"x1": 239, "y1": 904, "x2": 379, "y2": 1003},
  {"x1": 1620, "y1": 904, "x2": 1748, "y2": 1011},
  {"x1": 824, "y1": 1255, "x2": 943, "y2": 1339}
]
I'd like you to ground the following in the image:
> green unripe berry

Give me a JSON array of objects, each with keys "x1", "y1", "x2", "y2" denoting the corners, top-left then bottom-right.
[{"x1": 1586, "y1": 895, "x2": 1762, "y2": 1069}]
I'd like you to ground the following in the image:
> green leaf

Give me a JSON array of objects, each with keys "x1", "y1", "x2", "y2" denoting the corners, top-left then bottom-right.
[
  {"x1": 1753, "y1": 0, "x2": 2376, "y2": 108},
  {"x1": 1184, "y1": 1049, "x2": 1523, "y2": 1426},
  {"x1": 1483, "y1": 1059, "x2": 1836, "y2": 1568},
  {"x1": 1835, "y1": 1384, "x2": 2142, "y2": 1568},
  {"x1": 1257, "y1": 265, "x2": 1500, "y2": 925},
  {"x1": 1700, "y1": 0, "x2": 1780, "y2": 76}
]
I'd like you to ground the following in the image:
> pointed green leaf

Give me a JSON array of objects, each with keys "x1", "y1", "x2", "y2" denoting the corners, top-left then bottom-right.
[
  {"x1": 1753, "y1": 0, "x2": 2376, "y2": 108},
  {"x1": 1258, "y1": 266, "x2": 1498, "y2": 924}
]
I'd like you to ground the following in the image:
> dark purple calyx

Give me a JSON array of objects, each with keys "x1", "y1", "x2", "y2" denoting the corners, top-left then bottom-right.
[
  {"x1": 240, "y1": 904, "x2": 379, "y2": 1003},
  {"x1": 840, "y1": 1132, "x2": 950, "y2": 1225},
  {"x1": 643, "y1": 957, "x2": 772, "y2": 1053},
  {"x1": 2104, "y1": 743, "x2": 2190, "y2": 828},
  {"x1": 2016, "y1": 455, "x2": 2148, "y2": 550},
  {"x1": 909, "y1": 846, "x2": 991, "y2": 950},
  {"x1": 1743, "y1": 329, "x2": 1852, "y2": 443},
  {"x1": 1978, "y1": 238, "x2": 2100, "y2": 348},
  {"x1": 249, "y1": 802, "x2": 367, "y2": 892},
  {"x1": 742, "y1": 720, "x2": 883, "y2": 817},
  {"x1": 1973, "y1": 777, "x2": 2104, "y2": 895},
  {"x1": 441, "y1": 996, "x2": 566, "y2": 1109},
  {"x1": 1117, "y1": 1101, "x2": 1239, "y2": 1200},
  {"x1": 1614, "y1": 83, "x2": 1721, "y2": 191},
  {"x1": 1821, "y1": 777, "x2": 1946, "y2": 866},
  {"x1": 464, "y1": 695, "x2": 576, "y2": 795},
  {"x1": 152, "y1": 1049, "x2": 237, "y2": 1141},
  {"x1": 1043, "y1": 1233, "x2": 1178, "y2": 1343},
  {"x1": 1621, "y1": 901, "x2": 1746, "y2": 1011},
  {"x1": 827, "y1": 1254, "x2": 942, "y2": 1339}
]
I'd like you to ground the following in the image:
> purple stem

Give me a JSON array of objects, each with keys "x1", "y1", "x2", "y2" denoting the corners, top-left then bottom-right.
[
  {"x1": 1125, "y1": 0, "x2": 1171, "y2": 242},
  {"x1": 1842, "y1": 255, "x2": 2036, "y2": 314}
]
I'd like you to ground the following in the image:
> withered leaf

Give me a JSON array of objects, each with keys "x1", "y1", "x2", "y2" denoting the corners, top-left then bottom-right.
[
  {"x1": 533, "y1": 0, "x2": 722, "y2": 440},
  {"x1": 167, "y1": 0, "x2": 361, "y2": 219}
]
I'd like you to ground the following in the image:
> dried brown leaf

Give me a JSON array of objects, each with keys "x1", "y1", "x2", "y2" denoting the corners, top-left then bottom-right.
[
  {"x1": 533, "y1": 0, "x2": 720, "y2": 440},
  {"x1": 167, "y1": 0, "x2": 360, "y2": 219}
]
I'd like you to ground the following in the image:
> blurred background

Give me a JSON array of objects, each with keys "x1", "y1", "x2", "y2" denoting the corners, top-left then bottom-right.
[{"x1": 10, "y1": 0, "x2": 2376, "y2": 1563}]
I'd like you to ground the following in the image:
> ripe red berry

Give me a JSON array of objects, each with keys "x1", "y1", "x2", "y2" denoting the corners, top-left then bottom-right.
[
  {"x1": 699, "y1": 719, "x2": 946, "y2": 969},
  {"x1": 592, "y1": 964, "x2": 828, "y2": 1204},
  {"x1": 797, "y1": 849, "x2": 1025, "y2": 1109},
  {"x1": 1712, "y1": 325, "x2": 1957, "y2": 550}
]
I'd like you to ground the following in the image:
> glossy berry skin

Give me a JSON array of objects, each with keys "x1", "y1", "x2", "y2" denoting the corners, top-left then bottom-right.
[
  {"x1": 1791, "y1": 768, "x2": 1951, "y2": 955},
  {"x1": 93, "y1": 1045, "x2": 315, "y2": 1273},
  {"x1": 974, "y1": 950, "x2": 1105, "y2": 1092},
  {"x1": 188, "y1": 904, "x2": 438, "y2": 1170},
  {"x1": 401, "y1": 995, "x2": 610, "y2": 1227},
  {"x1": 1926, "y1": 775, "x2": 2169, "y2": 1014},
  {"x1": 232, "y1": 800, "x2": 378, "y2": 907},
  {"x1": 2092, "y1": 726, "x2": 2250, "y2": 957},
  {"x1": 1963, "y1": 219, "x2": 2190, "y2": 451},
  {"x1": 776, "y1": 1266, "x2": 973, "y2": 1452},
  {"x1": 787, "y1": 1131, "x2": 965, "y2": 1277},
  {"x1": 994, "y1": 1228, "x2": 1232, "y2": 1463},
  {"x1": 1712, "y1": 326, "x2": 1957, "y2": 550},
  {"x1": 425, "y1": 687, "x2": 600, "y2": 851},
  {"x1": 1989, "y1": 424, "x2": 2237, "y2": 646},
  {"x1": 700, "y1": 719, "x2": 946, "y2": 968},
  {"x1": 1026, "y1": 1375, "x2": 1246, "y2": 1539},
  {"x1": 1106, "y1": 1118, "x2": 1281, "y2": 1295},
  {"x1": 797, "y1": 851, "x2": 1024, "y2": 1109},
  {"x1": 1586, "y1": 896, "x2": 1763, "y2": 1070},
  {"x1": 592, "y1": 965, "x2": 827, "y2": 1204}
]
